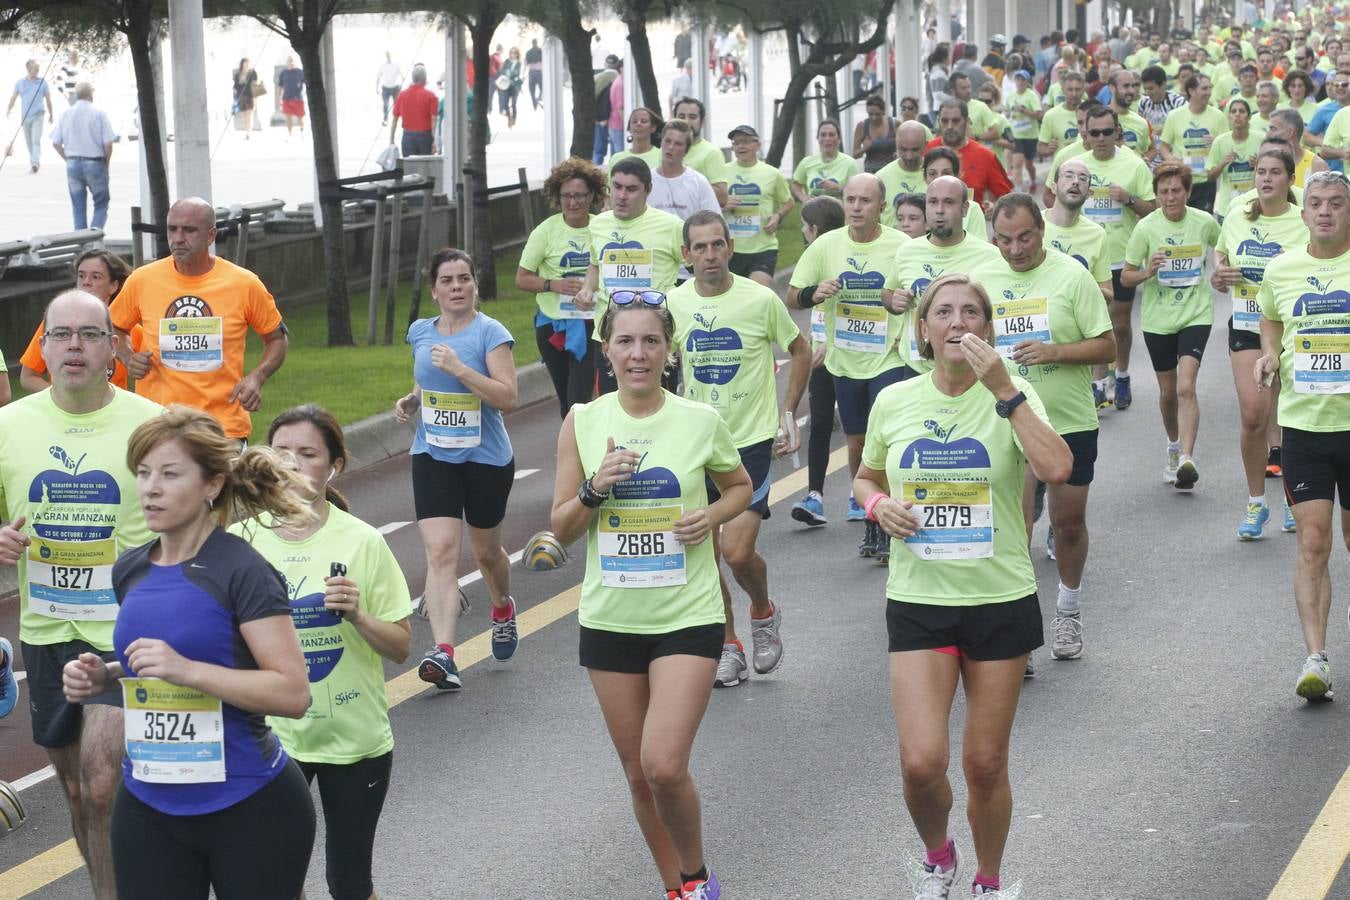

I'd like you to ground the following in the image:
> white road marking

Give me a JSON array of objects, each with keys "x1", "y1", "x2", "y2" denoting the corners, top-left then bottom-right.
[
  {"x1": 377, "y1": 521, "x2": 411, "y2": 535},
  {"x1": 513, "y1": 468, "x2": 539, "y2": 480},
  {"x1": 408, "y1": 547, "x2": 528, "y2": 613},
  {"x1": 15, "y1": 671, "x2": 25, "y2": 682},
  {"x1": 14, "y1": 765, "x2": 53, "y2": 792}
]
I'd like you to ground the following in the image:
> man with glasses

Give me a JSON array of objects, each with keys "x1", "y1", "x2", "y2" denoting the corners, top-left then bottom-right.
[
  {"x1": 1308, "y1": 71, "x2": 1349, "y2": 162},
  {"x1": 878, "y1": 121, "x2": 931, "y2": 228},
  {"x1": 1317, "y1": 74, "x2": 1350, "y2": 173},
  {"x1": 721, "y1": 125, "x2": 793, "y2": 288},
  {"x1": 1294, "y1": 45, "x2": 1328, "y2": 92},
  {"x1": 110, "y1": 197, "x2": 287, "y2": 443},
  {"x1": 0, "y1": 289, "x2": 161, "y2": 899}
]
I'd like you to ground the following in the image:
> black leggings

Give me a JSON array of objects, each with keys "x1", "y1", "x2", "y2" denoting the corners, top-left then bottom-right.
[
  {"x1": 807, "y1": 364, "x2": 836, "y2": 494},
  {"x1": 111, "y1": 760, "x2": 316, "y2": 900},
  {"x1": 536, "y1": 322, "x2": 597, "y2": 418},
  {"x1": 298, "y1": 752, "x2": 394, "y2": 900}
]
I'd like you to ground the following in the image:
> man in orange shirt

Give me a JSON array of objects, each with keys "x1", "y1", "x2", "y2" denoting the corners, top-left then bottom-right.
[{"x1": 110, "y1": 197, "x2": 288, "y2": 440}]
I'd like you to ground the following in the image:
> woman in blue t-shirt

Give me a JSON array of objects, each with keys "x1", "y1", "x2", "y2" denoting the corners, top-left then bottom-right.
[
  {"x1": 61, "y1": 405, "x2": 316, "y2": 899},
  {"x1": 393, "y1": 247, "x2": 519, "y2": 691}
]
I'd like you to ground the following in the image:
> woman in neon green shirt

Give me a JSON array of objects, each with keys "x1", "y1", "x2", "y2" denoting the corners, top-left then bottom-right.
[
  {"x1": 551, "y1": 295, "x2": 751, "y2": 900},
  {"x1": 1281, "y1": 70, "x2": 1319, "y2": 126},
  {"x1": 608, "y1": 106, "x2": 664, "y2": 175},
  {"x1": 1206, "y1": 98, "x2": 1262, "y2": 223},
  {"x1": 791, "y1": 118, "x2": 860, "y2": 202},
  {"x1": 235, "y1": 405, "x2": 412, "y2": 900},
  {"x1": 853, "y1": 273, "x2": 1070, "y2": 900},
  {"x1": 1211, "y1": 148, "x2": 1307, "y2": 539}
]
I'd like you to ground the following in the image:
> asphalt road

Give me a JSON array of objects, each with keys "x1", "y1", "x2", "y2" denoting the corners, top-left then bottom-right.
[{"x1": 3, "y1": 309, "x2": 1350, "y2": 899}]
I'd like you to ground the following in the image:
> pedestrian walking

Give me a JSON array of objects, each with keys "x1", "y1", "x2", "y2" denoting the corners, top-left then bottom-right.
[
  {"x1": 376, "y1": 51, "x2": 402, "y2": 125},
  {"x1": 389, "y1": 65, "x2": 439, "y2": 157},
  {"x1": 49, "y1": 83, "x2": 116, "y2": 231},
  {"x1": 233, "y1": 58, "x2": 260, "y2": 139},
  {"x1": 6, "y1": 59, "x2": 53, "y2": 173},
  {"x1": 525, "y1": 39, "x2": 543, "y2": 111},
  {"x1": 277, "y1": 56, "x2": 305, "y2": 137},
  {"x1": 497, "y1": 47, "x2": 522, "y2": 127},
  {"x1": 59, "y1": 50, "x2": 79, "y2": 105}
]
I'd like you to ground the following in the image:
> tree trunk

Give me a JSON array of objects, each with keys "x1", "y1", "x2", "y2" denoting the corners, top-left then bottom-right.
[
  {"x1": 767, "y1": 62, "x2": 819, "y2": 167},
  {"x1": 468, "y1": 16, "x2": 500, "y2": 298},
  {"x1": 823, "y1": 67, "x2": 840, "y2": 121},
  {"x1": 785, "y1": 28, "x2": 807, "y2": 166},
  {"x1": 561, "y1": 11, "x2": 596, "y2": 159},
  {"x1": 123, "y1": 6, "x2": 170, "y2": 260},
  {"x1": 621, "y1": 6, "x2": 661, "y2": 112},
  {"x1": 292, "y1": 34, "x2": 353, "y2": 346}
]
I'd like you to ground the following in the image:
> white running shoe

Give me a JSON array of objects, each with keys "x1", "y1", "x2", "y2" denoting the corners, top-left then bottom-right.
[
  {"x1": 903, "y1": 844, "x2": 960, "y2": 900},
  {"x1": 714, "y1": 646, "x2": 749, "y2": 688},
  {"x1": 1163, "y1": 446, "x2": 1181, "y2": 484},
  {"x1": 1050, "y1": 612, "x2": 1083, "y2": 660}
]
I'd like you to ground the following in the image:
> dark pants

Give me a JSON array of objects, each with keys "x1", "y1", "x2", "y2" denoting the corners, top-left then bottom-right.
[
  {"x1": 401, "y1": 130, "x2": 433, "y2": 157},
  {"x1": 380, "y1": 86, "x2": 399, "y2": 121},
  {"x1": 529, "y1": 70, "x2": 543, "y2": 109},
  {"x1": 536, "y1": 322, "x2": 597, "y2": 418},
  {"x1": 807, "y1": 364, "x2": 836, "y2": 494}
]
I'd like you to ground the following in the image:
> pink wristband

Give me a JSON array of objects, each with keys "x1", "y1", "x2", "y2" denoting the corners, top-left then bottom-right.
[{"x1": 862, "y1": 492, "x2": 887, "y2": 522}]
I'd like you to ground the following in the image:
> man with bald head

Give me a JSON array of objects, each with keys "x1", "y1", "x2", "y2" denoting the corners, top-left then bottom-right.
[
  {"x1": 876, "y1": 121, "x2": 930, "y2": 229},
  {"x1": 0, "y1": 289, "x2": 161, "y2": 897},
  {"x1": 111, "y1": 197, "x2": 288, "y2": 441},
  {"x1": 788, "y1": 173, "x2": 910, "y2": 541}
]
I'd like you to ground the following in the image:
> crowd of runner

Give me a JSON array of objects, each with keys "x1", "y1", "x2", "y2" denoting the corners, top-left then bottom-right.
[{"x1": 3, "y1": 5, "x2": 1350, "y2": 899}]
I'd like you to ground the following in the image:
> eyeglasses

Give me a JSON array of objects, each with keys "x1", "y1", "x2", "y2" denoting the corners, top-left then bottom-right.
[
  {"x1": 1085, "y1": 127, "x2": 1116, "y2": 137},
  {"x1": 609, "y1": 290, "x2": 666, "y2": 307},
  {"x1": 44, "y1": 327, "x2": 111, "y2": 343},
  {"x1": 560, "y1": 192, "x2": 592, "y2": 202}
]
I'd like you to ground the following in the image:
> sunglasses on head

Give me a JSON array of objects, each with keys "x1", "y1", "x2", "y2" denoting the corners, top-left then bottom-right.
[{"x1": 609, "y1": 290, "x2": 667, "y2": 307}]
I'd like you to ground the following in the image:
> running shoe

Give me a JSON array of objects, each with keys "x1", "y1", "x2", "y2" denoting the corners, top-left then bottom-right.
[
  {"x1": 749, "y1": 603, "x2": 784, "y2": 674},
  {"x1": 847, "y1": 496, "x2": 867, "y2": 522},
  {"x1": 903, "y1": 844, "x2": 960, "y2": 899},
  {"x1": 1266, "y1": 446, "x2": 1282, "y2": 478},
  {"x1": 1113, "y1": 374, "x2": 1132, "y2": 410},
  {"x1": 1092, "y1": 381, "x2": 1108, "y2": 409},
  {"x1": 1024, "y1": 654, "x2": 1036, "y2": 679},
  {"x1": 860, "y1": 520, "x2": 881, "y2": 558},
  {"x1": 1046, "y1": 526, "x2": 1056, "y2": 561},
  {"x1": 1174, "y1": 456, "x2": 1199, "y2": 491},
  {"x1": 1163, "y1": 447, "x2": 1181, "y2": 485},
  {"x1": 714, "y1": 646, "x2": 749, "y2": 688},
  {"x1": 0, "y1": 637, "x2": 16, "y2": 719},
  {"x1": 1283, "y1": 501, "x2": 1297, "y2": 533},
  {"x1": 972, "y1": 882, "x2": 1024, "y2": 898},
  {"x1": 418, "y1": 647, "x2": 462, "y2": 691},
  {"x1": 664, "y1": 892, "x2": 681, "y2": 900},
  {"x1": 491, "y1": 599, "x2": 518, "y2": 661},
  {"x1": 1237, "y1": 502, "x2": 1270, "y2": 541},
  {"x1": 876, "y1": 530, "x2": 891, "y2": 565},
  {"x1": 1050, "y1": 613, "x2": 1083, "y2": 660},
  {"x1": 681, "y1": 871, "x2": 721, "y2": 899},
  {"x1": 1296, "y1": 652, "x2": 1333, "y2": 701},
  {"x1": 791, "y1": 490, "x2": 828, "y2": 527}
]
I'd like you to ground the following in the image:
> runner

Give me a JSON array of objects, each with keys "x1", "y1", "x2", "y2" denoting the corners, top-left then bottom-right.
[
  {"x1": 1206, "y1": 98, "x2": 1263, "y2": 223},
  {"x1": 1255, "y1": 170, "x2": 1350, "y2": 701},
  {"x1": 551, "y1": 293, "x2": 752, "y2": 900},
  {"x1": 608, "y1": 106, "x2": 664, "y2": 176},
  {"x1": 791, "y1": 119, "x2": 860, "y2": 201},
  {"x1": 1121, "y1": 162, "x2": 1222, "y2": 490},
  {"x1": 1213, "y1": 147, "x2": 1307, "y2": 540},
  {"x1": 721, "y1": 125, "x2": 794, "y2": 288},
  {"x1": 574, "y1": 157, "x2": 685, "y2": 394},
  {"x1": 893, "y1": 193, "x2": 930, "y2": 238},
  {"x1": 61, "y1": 406, "x2": 316, "y2": 898},
  {"x1": 234, "y1": 405, "x2": 412, "y2": 900},
  {"x1": 670, "y1": 97, "x2": 729, "y2": 207},
  {"x1": 1160, "y1": 74, "x2": 1228, "y2": 213},
  {"x1": 1266, "y1": 109, "x2": 1328, "y2": 187},
  {"x1": 19, "y1": 249, "x2": 142, "y2": 393},
  {"x1": 393, "y1": 248, "x2": 519, "y2": 691},
  {"x1": 517, "y1": 157, "x2": 608, "y2": 417},
  {"x1": 1108, "y1": 68, "x2": 1154, "y2": 161},
  {"x1": 1038, "y1": 69, "x2": 1088, "y2": 159},
  {"x1": 853, "y1": 272, "x2": 1070, "y2": 900},
  {"x1": 1071, "y1": 104, "x2": 1159, "y2": 410},
  {"x1": 878, "y1": 122, "x2": 932, "y2": 228},
  {"x1": 109, "y1": 197, "x2": 288, "y2": 442},
  {"x1": 0, "y1": 289, "x2": 161, "y2": 899},
  {"x1": 923, "y1": 147, "x2": 989, "y2": 237},
  {"x1": 985, "y1": 194, "x2": 1115, "y2": 662},
  {"x1": 1005, "y1": 70, "x2": 1044, "y2": 190},
  {"x1": 0, "y1": 633, "x2": 14, "y2": 719},
  {"x1": 669, "y1": 210, "x2": 809, "y2": 687},
  {"x1": 789, "y1": 196, "x2": 847, "y2": 529},
  {"x1": 787, "y1": 173, "x2": 909, "y2": 553},
  {"x1": 649, "y1": 121, "x2": 721, "y2": 225},
  {"x1": 925, "y1": 99, "x2": 1014, "y2": 209}
]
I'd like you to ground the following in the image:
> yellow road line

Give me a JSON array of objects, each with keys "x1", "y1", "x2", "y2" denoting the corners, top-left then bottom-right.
[
  {"x1": 0, "y1": 447, "x2": 847, "y2": 897},
  {"x1": 1268, "y1": 766, "x2": 1350, "y2": 899}
]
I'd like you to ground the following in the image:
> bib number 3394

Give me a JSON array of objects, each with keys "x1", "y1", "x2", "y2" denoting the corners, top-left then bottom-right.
[{"x1": 123, "y1": 678, "x2": 225, "y2": 784}]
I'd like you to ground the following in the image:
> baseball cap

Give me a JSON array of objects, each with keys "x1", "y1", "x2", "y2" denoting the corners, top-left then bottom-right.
[
  {"x1": 727, "y1": 124, "x2": 760, "y2": 140},
  {"x1": 1014, "y1": 69, "x2": 1032, "y2": 80}
]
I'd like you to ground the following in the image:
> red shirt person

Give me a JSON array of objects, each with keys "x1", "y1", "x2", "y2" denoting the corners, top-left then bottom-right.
[
  {"x1": 388, "y1": 64, "x2": 440, "y2": 157},
  {"x1": 925, "y1": 98, "x2": 1013, "y2": 208}
]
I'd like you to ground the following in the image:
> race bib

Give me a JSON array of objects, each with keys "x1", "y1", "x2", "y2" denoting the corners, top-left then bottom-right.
[
  {"x1": 834, "y1": 302, "x2": 888, "y2": 353},
  {"x1": 26, "y1": 537, "x2": 117, "y2": 621},
  {"x1": 123, "y1": 678, "x2": 225, "y2": 784},
  {"x1": 727, "y1": 196, "x2": 761, "y2": 238},
  {"x1": 1232, "y1": 282, "x2": 1262, "y2": 333},
  {"x1": 601, "y1": 248, "x2": 654, "y2": 289},
  {"x1": 597, "y1": 505, "x2": 686, "y2": 587},
  {"x1": 1158, "y1": 244, "x2": 1203, "y2": 288},
  {"x1": 992, "y1": 298, "x2": 1051, "y2": 359},
  {"x1": 159, "y1": 318, "x2": 223, "y2": 372},
  {"x1": 1084, "y1": 187, "x2": 1123, "y2": 223},
  {"x1": 810, "y1": 308, "x2": 827, "y2": 344},
  {"x1": 421, "y1": 391, "x2": 481, "y2": 448},
  {"x1": 1228, "y1": 162, "x2": 1255, "y2": 192},
  {"x1": 555, "y1": 294, "x2": 594, "y2": 320},
  {"x1": 901, "y1": 479, "x2": 994, "y2": 560},
  {"x1": 1294, "y1": 333, "x2": 1350, "y2": 394},
  {"x1": 1185, "y1": 155, "x2": 1207, "y2": 175}
]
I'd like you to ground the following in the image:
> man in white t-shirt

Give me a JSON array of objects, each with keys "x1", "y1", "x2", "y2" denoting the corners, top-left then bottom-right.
[
  {"x1": 376, "y1": 51, "x2": 402, "y2": 125},
  {"x1": 649, "y1": 119, "x2": 721, "y2": 222}
]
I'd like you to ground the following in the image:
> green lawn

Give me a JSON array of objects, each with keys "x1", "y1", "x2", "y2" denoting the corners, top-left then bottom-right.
[{"x1": 6, "y1": 209, "x2": 808, "y2": 443}]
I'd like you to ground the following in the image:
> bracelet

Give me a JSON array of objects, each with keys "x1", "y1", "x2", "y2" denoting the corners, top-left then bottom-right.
[
  {"x1": 863, "y1": 491, "x2": 887, "y2": 522},
  {"x1": 578, "y1": 477, "x2": 609, "y2": 509},
  {"x1": 798, "y1": 284, "x2": 817, "y2": 308},
  {"x1": 544, "y1": 278, "x2": 552, "y2": 293}
]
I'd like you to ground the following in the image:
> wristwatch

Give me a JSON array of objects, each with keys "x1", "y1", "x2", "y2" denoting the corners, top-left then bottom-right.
[
  {"x1": 578, "y1": 478, "x2": 608, "y2": 508},
  {"x1": 995, "y1": 391, "x2": 1028, "y2": 419}
]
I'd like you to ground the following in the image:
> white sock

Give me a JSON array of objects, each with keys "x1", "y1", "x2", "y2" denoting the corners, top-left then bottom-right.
[
  {"x1": 1116, "y1": 369, "x2": 1129, "y2": 379},
  {"x1": 1057, "y1": 583, "x2": 1081, "y2": 615},
  {"x1": 1250, "y1": 495, "x2": 1266, "y2": 507},
  {"x1": 1167, "y1": 440, "x2": 1181, "y2": 453}
]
